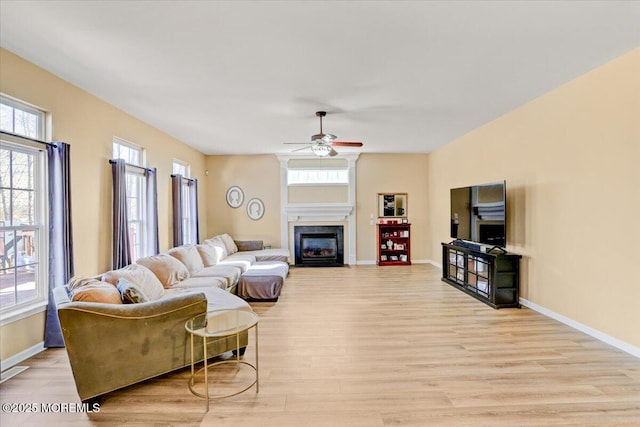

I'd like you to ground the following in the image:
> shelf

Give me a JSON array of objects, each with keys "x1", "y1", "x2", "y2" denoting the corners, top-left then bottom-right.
[
  {"x1": 378, "y1": 223, "x2": 411, "y2": 266},
  {"x1": 441, "y1": 242, "x2": 521, "y2": 309}
]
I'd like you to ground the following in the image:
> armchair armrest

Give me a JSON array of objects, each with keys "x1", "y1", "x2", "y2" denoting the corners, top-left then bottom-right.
[
  {"x1": 57, "y1": 292, "x2": 212, "y2": 401},
  {"x1": 58, "y1": 291, "x2": 207, "y2": 319}
]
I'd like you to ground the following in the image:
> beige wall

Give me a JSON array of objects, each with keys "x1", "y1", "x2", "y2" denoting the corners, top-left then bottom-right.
[
  {"x1": 203, "y1": 153, "x2": 430, "y2": 264},
  {"x1": 288, "y1": 185, "x2": 349, "y2": 203},
  {"x1": 205, "y1": 155, "x2": 281, "y2": 247},
  {"x1": 427, "y1": 48, "x2": 640, "y2": 348},
  {"x1": 356, "y1": 154, "x2": 430, "y2": 263},
  {"x1": 0, "y1": 48, "x2": 207, "y2": 360}
]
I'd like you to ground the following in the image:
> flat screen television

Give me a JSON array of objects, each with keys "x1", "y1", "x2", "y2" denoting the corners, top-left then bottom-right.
[{"x1": 450, "y1": 181, "x2": 506, "y2": 247}]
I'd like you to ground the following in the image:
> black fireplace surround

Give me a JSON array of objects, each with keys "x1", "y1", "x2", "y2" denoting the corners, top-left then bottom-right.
[{"x1": 294, "y1": 225, "x2": 344, "y2": 267}]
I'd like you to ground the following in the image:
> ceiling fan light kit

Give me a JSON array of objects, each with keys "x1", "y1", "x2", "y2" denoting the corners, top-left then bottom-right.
[
  {"x1": 285, "y1": 111, "x2": 364, "y2": 157},
  {"x1": 311, "y1": 144, "x2": 333, "y2": 157}
]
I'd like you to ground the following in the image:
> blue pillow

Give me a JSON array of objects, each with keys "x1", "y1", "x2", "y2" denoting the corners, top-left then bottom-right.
[{"x1": 116, "y1": 278, "x2": 149, "y2": 304}]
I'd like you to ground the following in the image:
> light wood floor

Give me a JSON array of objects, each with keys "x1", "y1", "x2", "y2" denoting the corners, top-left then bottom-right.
[{"x1": 2, "y1": 264, "x2": 640, "y2": 426}]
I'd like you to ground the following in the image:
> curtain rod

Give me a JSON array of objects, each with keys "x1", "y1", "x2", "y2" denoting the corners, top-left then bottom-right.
[
  {"x1": 170, "y1": 174, "x2": 196, "y2": 183},
  {"x1": 0, "y1": 130, "x2": 58, "y2": 148},
  {"x1": 109, "y1": 159, "x2": 155, "y2": 173}
]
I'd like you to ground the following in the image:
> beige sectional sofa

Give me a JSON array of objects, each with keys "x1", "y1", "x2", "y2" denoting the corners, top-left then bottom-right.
[
  {"x1": 55, "y1": 234, "x2": 289, "y2": 402},
  {"x1": 196, "y1": 234, "x2": 290, "y2": 300}
]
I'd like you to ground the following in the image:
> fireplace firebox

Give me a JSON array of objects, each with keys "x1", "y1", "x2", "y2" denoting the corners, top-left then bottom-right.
[{"x1": 294, "y1": 226, "x2": 344, "y2": 267}]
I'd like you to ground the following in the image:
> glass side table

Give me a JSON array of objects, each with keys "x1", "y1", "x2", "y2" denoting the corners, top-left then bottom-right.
[{"x1": 185, "y1": 309, "x2": 259, "y2": 411}]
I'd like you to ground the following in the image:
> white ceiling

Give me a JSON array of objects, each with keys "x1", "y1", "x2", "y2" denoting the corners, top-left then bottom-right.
[{"x1": 1, "y1": 1, "x2": 639, "y2": 156}]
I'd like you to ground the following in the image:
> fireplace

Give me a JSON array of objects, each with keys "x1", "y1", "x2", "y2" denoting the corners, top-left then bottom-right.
[{"x1": 294, "y1": 225, "x2": 344, "y2": 267}]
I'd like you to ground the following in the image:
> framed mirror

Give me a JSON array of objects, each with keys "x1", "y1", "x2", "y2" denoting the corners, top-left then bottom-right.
[{"x1": 378, "y1": 193, "x2": 408, "y2": 218}]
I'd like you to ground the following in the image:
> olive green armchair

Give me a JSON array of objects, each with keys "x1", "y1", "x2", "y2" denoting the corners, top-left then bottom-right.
[{"x1": 54, "y1": 286, "x2": 248, "y2": 402}]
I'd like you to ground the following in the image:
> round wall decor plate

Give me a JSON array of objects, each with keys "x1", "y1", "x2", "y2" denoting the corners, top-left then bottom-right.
[
  {"x1": 246, "y1": 198, "x2": 265, "y2": 220},
  {"x1": 226, "y1": 186, "x2": 244, "y2": 208}
]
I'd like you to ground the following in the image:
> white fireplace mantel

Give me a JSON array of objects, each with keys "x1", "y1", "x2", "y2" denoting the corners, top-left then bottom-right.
[
  {"x1": 278, "y1": 153, "x2": 359, "y2": 265},
  {"x1": 285, "y1": 203, "x2": 353, "y2": 222}
]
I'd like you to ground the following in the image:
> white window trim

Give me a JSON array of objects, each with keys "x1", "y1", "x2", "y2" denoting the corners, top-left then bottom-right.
[
  {"x1": 0, "y1": 139, "x2": 49, "y2": 326},
  {"x1": 113, "y1": 136, "x2": 145, "y2": 166},
  {"x1": 173, "y1": 159, "x2": 190, "y2": 178},
  {"x1": 287, "y1": 168, "x2": 349, "y2": 186},
  {"x1": 112, "y1": 137, "x2": 154, "y2": 262},
  {"x1": 0, "y1": 94, "x2": 46, "y2": 139}
]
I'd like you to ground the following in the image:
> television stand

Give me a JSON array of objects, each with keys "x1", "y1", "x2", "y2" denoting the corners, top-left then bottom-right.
[
  {"x1": 441, "y1": 242, "x2": 521, "y2": 309},
  {"x1": 486, "y1": 245, "x2": 508, "y2": 254}
]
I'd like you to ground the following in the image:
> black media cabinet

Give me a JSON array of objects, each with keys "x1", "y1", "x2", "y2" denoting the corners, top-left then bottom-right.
[{"x1": 441, "y1": 242, "x2": 521, "y2": 309}]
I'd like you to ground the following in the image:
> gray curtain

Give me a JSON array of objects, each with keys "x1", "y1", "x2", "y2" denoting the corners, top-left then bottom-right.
[
  {"x1": 171, "y1": 174, "x2": 184, "y2": 247},
  {"x1": 111, "y1": 159, "x2": 131, "y2": 269},
  {"x1": 172, "y1": 174, "x2": 199, "y2": 247},
  {"x1": 111, "y1": 161, "x2": 158, "y2": 266},
  {"x1": 146, "y1": 167, "x2": 159, "y2": 255},
  {"x1": 189, "y1": 178, "x2": 199, "y2": 244},
  {"x1": 44, "y1": 142, "x2": 74, "y2": 348}
]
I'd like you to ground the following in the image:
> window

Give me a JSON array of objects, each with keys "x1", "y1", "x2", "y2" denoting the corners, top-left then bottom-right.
[
  {"x1": 113, "y1": 138, "x2": 147, "y2": 262},
  {"x1": 0, "y1": 95, "x2": 45, "y2": 139},
  {"x1": 172, "y1": 160, "x2": 189, "y2": 177},
  {"x1": 287, "y1": 168, "x2": 349, "y2": 185},
  {"x1": 172, "y1": 161, "x2": 197, "y2": 245},
  {"x1": 1, "y1": 96, "x2": 47, "y2": 319}
]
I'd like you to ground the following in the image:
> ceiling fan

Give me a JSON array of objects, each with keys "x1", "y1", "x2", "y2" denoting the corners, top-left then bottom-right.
[{"x1": 285, "y1": 111, "x2": 363, "y2": 157}]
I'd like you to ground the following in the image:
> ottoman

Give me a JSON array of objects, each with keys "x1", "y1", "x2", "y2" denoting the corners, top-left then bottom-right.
[{"x1": 237, "y1": 261, "x2": 289, "y2": 301}]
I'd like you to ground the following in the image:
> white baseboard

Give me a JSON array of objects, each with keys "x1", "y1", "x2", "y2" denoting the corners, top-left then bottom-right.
[
  {"x1": 1, "y1": 341, "x2": 45, "y2": 371},
  {"x1": 426, "y1": 259, "x2": 442, "y2": 269},
  {"x1": 520, "y1": 298, "x2": 640, "y2": 359},
  {"x1": 355, "y1": 260, "x2": 377, "y2": 265},
  {"x1": 356, "y1": 259, "x2": 439, "y2": 266}
]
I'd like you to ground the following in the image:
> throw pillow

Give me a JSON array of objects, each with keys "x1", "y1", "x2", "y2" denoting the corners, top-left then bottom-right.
[
  {"x1": 206, "y1": 236, "x2": 228, "y2": 258},
  {"x1": 67, "y1": 275, "x2": 104, "y2": 292},
  {"x1": 136, "y1": 253, "x2": 190, "y2": 288},
  {"x1": 219, "y1": 233, "x2": 238, "y2": 255},
  {"x1": 117, "y1": 278, "x2": 149, "y2": 304},
  {"x1": 196, "y1": 241, "x2": 225, "y2": 267},
  {"x1": 234, "y1": 240, "x2": 264, "y2": 252},
  {"x1": 71, "y1": 281, "x2": 123, "y2": 304},
  {"x1": 102, "y1": 264, "x2": 165, "y2": 301},
  {"x1": 168, "y1": 245, "x2": 204, "y2": 275}
]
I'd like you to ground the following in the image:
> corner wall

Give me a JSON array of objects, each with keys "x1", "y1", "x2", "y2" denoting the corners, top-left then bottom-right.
[
  {"x1": 205, "y1": 155, "x2": 281, "y2": 246},
  {"x1": 204, "y1": 153, "x2": 430, "y2": 264},
  {"x1": 427, "y1": 48, "x2": 640, "y2": 348},
  {"x1": 356, "y1": 154, "x2": 430, "y2": 263}
]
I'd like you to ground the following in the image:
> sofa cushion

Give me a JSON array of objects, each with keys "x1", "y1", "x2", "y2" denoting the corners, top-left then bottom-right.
[
  {"x1": 242, "y1": 248, "x2": 291, "y2": 263},
  {"x1": 218, "y1": 253, "x2": 256, "y2": 273},
  {"x1": 71, "y1": 281, "x2": 123, "y2": 304},
  {"x1": 243, "y1": 261, "x2": 289, "y2": 279},
  {"x1": 68, "y1": 275, "x2": 105, "y2": 292},
  {"x1": 102, "y1": 264, "x2": 165, "y2": 301},
  {"x1": 167, "y1": 245, "x2": 204, "y2": 275},
  {"x1": 171, "y1": 276, "x2": 229, "y2": 291},
  {"x1": 208, "y1": 236, "x2": 229, "y2": 257},
  {"x1": 235, "y1": 240, "x2": 263, "y2": 251},
  {"x1": 137, "y1": 253, "x2": 191, "y2": 289},
  {"x1": 186, "y1": 286, "x2": 253, "y2": 312},
  {"x1": 192, "y1": 265, "x2": 242, "y2": 288},
  {"x1": 198, "y1": 238, "x2": 227, "y2": 266},
  {"x1": 218, "y1": 233, "x2": 238, "y2": 255},
  {"x1": 237, "y1": 261, "x2": 289, "y2": 300},
  {"x1": 117, "y1": 278, "x2": 149, "y2": 304}
]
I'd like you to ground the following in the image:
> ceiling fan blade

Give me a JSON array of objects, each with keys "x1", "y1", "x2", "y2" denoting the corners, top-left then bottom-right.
[
  {"x1": 290, "y1": 145, "x2": 312, "y2": 153},
  {"x1": 331, "y1": 141, "x2": 363, "y2": 147},
  {"x1": 284, "y1": 142, "x2": 313, "y2": 145},
  {"x1": 329, "y1": 147, "x2": 338, "y2": 157}
]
